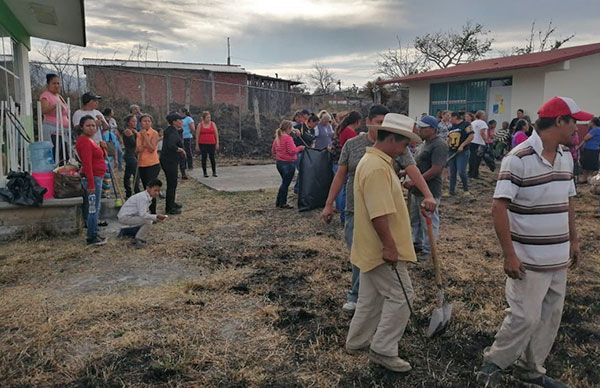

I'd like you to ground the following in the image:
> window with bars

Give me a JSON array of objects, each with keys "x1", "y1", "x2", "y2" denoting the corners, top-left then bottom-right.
[{"x1": 429, "y1": 79, "x2": 490, "y2": 115}]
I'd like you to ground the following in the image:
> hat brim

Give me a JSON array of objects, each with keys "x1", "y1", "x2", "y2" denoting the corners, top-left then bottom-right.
[
  {"x1": 572, "y1": 111, "x2": 594, "y2": 121},
  {"x1": 367, "y1": 124, "x2": 422, "y2": 143}
]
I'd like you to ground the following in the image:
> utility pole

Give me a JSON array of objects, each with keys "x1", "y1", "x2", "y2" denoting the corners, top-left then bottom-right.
[{"x1": 227, "y1": 37, "x2": 231, "y2": 66}]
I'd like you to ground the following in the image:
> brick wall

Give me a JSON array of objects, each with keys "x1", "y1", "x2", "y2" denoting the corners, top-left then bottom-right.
[{"x1": 84, "y1": 66, "x2": 248, "y2": 112}]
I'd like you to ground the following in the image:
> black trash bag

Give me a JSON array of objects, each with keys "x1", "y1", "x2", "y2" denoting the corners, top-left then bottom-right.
[
  {"x1": 482, "y1": 145, "x2": 496, "y2": 172},
  {"x1": 297, "y1": 149, "x2": 334, "y2": 212},
  {"x1": 0, "y1": 171, "x2": 47, "y2": 206}
]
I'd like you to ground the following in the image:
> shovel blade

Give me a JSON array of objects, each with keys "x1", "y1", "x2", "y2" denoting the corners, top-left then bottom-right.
[
  {"x1": 427, "y1": 303, "x2": 453, "y2": 337},
  {"x1": 427, "y1": 307, "x2": 445, "y2": 337}
]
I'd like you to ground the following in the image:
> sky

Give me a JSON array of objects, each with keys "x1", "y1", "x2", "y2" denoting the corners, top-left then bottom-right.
[{"x1": 30, "y1": 0, "x2": 600, "y2": 90}]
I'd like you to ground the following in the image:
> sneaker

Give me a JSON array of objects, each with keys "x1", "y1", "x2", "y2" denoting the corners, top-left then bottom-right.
[
  {"x1": 181, "y1": 175, "x2": 189, "y2": 180},
  {"x1": 166, "y1": 208, "x2": 182, "y2": 215},
  {"x1": 277, "y1": 204, "x2": 293, "y2": 209},
  {"x1": 342, "y1": 301, "x2": 356, "y2": 312},
  {"x1": 345, "y1": 345, "x2": 368, "y2": 355},
  {"x1": 203, "y1": 173, "x2": 209, "y2": 178},
  {"x1": 159, "y1": 191, "x2": 166, "y2": 199},
  {"x1": 475, "y1": 362, "x2": 503, "y2": 387},
  {"x1": 513, "y1": 370, "x2": 567, "y2": 388},
  {"x1": 87, "y1": 236, "x2": 107, "y2": 246},
  {"x1": 173, "y1": 202, "x2": 183, "y2": 209},
  {"x1": 368, "y1": 350, "x2": 412, "y2": 372},
  {"x1": 212, "y1": 173, "x2": 218, "y2": 177},
  {"x1": 131, "y1": 239, "x2": 147, "y2": 249}
]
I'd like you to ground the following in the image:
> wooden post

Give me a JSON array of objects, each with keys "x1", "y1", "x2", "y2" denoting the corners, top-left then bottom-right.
[
  {"x1": 185, "y1": 78, "x2": 191, "y2": 110},
  {"x1": 238, "y1": 85, "x2": 242, "y2": 140},
  {"x1": 253, "y1": 95, "x2": 261, "y2": 139},
  {"x1": 140, "y1": 73, "x2": 146, "y2": 106},
  {"x1": 166, "y1": 75, "x2": 172, "y2": 114}
]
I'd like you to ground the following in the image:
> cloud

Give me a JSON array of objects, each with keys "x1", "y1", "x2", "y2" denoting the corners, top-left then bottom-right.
[{"x1": 28, "y1": 0, "x2": 600, "y2": 87}]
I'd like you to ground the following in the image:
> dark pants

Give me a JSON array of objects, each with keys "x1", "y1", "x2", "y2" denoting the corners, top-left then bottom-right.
[
  {"x1": 123, "y1": 155, "x2": 141, "y2": 198},
  {"x1": 161, "y1": 159, "x2": 179, "y2": 212},
  {"x1": 468, "y1": 143, "x2": 484, "y2": 178},
  {"x1": 276, "y1": 160, "x2": 295, "y2": 207},
  {"x1": 138, "y1": 163, "x2": 160, "y2": 214},
  {"x1": 200, "y1": 143, "x2": 216, "y2": 175},
  {"x1": 183, "y1": 138, "x2": 194, "y2": 169},
  {"x1": 178, "y1": 153, "x2": 187, "y2": 177},
  {"x1": 50, "y1": 134, "x2": 68, "y2": 166}
]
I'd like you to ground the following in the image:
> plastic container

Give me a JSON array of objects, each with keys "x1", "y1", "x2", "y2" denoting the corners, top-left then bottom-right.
[
  {"x1": 32, "y1": 171, "x2": 54, "y2": 199},
  {"x1": 29, "y1": 141, "x2": 55, "y2": 173}
]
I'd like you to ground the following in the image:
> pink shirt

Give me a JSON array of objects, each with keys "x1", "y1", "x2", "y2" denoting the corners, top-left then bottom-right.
[
  {"x1": 271, "y1": 133, "x2": 303, "y2": 162},
  {"x1": 512, "y1": 131, "x2": 528, "y2": 148},
  {"x1": 40, "y1": 90, "x2": 70, "y2": 128}
]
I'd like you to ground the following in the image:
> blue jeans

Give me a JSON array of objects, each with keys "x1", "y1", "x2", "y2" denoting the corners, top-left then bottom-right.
[
  {"x1": 344, "y1": 211, "x2": 360, "y2": 303},
  {"x1": 333, "y1": 164, "x2": 346, "y2": 224},
  {"x1": 82, "y1": 176, "x2": 103, "y2": 241},
  {"x1": 409, "y1": 193, "x2": 440, "y2": 255},
  {"x1": 448, "y1": 150, "x2": 470, "y2": 194},
  {"x1": 276, "y1": 160, "x2": 296, "y2": 207}
]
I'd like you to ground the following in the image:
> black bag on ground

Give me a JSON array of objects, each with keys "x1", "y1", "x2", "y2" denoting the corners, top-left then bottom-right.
[
  {"x1": 297, "y1": 148, "x2": 334, "y2": 212},
  {"x1": 0, "y1": 171, "x2": 47, "y2": 206},
  {"x1": 482, "y1": 145, "x2": 496, "y2": 172}
]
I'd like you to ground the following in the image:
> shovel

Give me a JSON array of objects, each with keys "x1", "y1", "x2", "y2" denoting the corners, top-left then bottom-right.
[{"x1": 423, "y1": 210, "x2": 453, "y2": 337}]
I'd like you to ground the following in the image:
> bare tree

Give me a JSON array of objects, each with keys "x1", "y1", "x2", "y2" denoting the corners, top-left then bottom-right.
[
  {"x1": 308, "y1": 63, "x2": 337, "y2": 94},
  {"x1": 288, "y1": 74, "x2": 309, "y2": 94},
  {"x1": 513, "y1": 20, "x2": 575, "y2": 55},
  {"x1": 376, "y1": 38, "x2": 428, "y2": 79},
  {"x1": 414, "y1": 21, "x2": 493, "y2": 69},
  {"x1": 36, "y1": 42, "x2": 82, "y2": 95},
  {"x1": 128, "y1": 43, "x2": 160, "y2": 62}
]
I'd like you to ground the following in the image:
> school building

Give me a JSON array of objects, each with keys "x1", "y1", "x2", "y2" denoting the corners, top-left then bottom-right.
[{"x1": 378, "y1": 42, "x2": 600, "y2": 125}]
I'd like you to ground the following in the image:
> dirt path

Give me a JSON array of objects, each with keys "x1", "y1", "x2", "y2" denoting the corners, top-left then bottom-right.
[{"x1": 0, "y1": 170, "x2": 598, "y2": 387}]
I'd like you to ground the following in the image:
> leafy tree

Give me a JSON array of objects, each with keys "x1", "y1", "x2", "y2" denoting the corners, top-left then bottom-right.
[{"x1": 414, "y1": 21, "x2": 493, "y2": 69}]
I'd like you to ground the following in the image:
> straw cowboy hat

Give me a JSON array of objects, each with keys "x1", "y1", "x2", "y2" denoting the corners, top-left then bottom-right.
[{"x1": 367, "y1": 113, "x2": 422, "y2": 143}]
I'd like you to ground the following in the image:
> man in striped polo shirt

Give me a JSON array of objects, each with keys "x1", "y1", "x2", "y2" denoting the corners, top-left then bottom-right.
[{"x1": 477, "y1": 97, "x2": 590, "y2": 388}]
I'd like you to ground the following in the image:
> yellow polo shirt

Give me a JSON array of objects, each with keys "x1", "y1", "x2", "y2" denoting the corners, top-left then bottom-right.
[{"x1": 351, "y1": 147, "x2": 416, "y2": 272}]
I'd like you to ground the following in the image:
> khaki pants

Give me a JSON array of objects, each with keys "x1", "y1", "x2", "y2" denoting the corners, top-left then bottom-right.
[
  {"x1": 346, "y1": 262, "x2": 414, "y2": 357},
  {"x1": 118, "y1": 215, "x2": 153, "y2": 240},
  {"x1": 484, "y1": 269, "x2": 567, "y2": 376}
]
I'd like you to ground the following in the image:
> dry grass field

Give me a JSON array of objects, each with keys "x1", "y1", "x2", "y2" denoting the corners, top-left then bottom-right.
[{"x1": 0, "y1": 168, "x2": 598, "y2": 387}]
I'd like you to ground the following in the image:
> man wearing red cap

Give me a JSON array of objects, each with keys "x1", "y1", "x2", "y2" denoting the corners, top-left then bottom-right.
[{"x1": 476, "y1": 97, "x2": 590, "y2": 387}]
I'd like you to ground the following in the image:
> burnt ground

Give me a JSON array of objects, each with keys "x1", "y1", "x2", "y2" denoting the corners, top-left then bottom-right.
[{"x1": 0, "y1": 167, "x2": 598, "y2": 387}]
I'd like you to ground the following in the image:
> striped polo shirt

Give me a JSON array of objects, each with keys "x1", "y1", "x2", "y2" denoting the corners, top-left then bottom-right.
[{"x1": 494, "y1": 130, "x2": 576, "y2": 271}]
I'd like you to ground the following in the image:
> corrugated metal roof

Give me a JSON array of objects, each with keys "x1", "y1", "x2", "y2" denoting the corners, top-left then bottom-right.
[
  {"x1": 379, "y1": 42, "x2": 600, "y2": 84},
  {"x1": 81, "y1": 58, "x2": 248, "y2": 74}
]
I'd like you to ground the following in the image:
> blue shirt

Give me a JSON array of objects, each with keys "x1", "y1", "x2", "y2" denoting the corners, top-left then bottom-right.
[
  {"x1": 182, "y1": 116, "x2": 195, "y2": 139},
  {"x1": 584, "y1": 127, "x2": 600, "y2": 150}
]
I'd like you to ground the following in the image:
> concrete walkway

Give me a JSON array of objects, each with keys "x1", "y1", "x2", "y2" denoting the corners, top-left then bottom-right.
[{"x1": 188, "y1": 164, "x2": 281, "y2": 192}]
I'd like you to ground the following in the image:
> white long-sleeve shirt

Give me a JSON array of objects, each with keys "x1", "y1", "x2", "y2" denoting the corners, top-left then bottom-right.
[{"x1": 117, "y1": 191, "x2": 157, "y2": 221}]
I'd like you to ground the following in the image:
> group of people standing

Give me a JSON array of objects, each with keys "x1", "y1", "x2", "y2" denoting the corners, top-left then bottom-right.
[
  {"x1": 38, "y1": 74, "x2": 221, "y2": 246},
  {"x1": 304, "y1": 97, "x2": 584, "y2": 388}
]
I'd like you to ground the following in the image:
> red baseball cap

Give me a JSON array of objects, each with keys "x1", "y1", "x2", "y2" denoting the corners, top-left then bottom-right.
[{"x1": 537, "y1": 96, "x2": 594, "y2": 121}]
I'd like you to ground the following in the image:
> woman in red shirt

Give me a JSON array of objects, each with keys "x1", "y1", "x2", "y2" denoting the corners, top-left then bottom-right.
[
  {"x1": 330, "y1": 111, "x2": 361, "y2": 223},
  {"x1": 75, "y1": 115, "x2": 107, "y2": 246},
  {"x1": 196, "y1": 111, "x2": 220, "y2": 177},
  {"x1": 271, "y1": 120, "x2": 305, "y2": 209}
]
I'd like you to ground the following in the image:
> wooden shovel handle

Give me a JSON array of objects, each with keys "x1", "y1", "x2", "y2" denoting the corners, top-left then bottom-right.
[{"x1": 422, "y1": 210, "x2": 442, "y2": 287}]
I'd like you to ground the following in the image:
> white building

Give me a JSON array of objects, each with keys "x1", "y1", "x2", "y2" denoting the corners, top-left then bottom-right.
[{"x1": 379, "y1": 42, "x2": 600, "y2": 125}]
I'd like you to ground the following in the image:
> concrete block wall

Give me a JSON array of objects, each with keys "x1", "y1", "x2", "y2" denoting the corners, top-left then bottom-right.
[{"x1": 0, "y1": 198, "x2": 84, "y2": 241}]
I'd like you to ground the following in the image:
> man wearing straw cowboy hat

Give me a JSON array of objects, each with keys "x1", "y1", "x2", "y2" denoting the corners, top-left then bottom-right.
[{"x1": 345, "y1": 113, "x2": 436, "y2": 372}]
